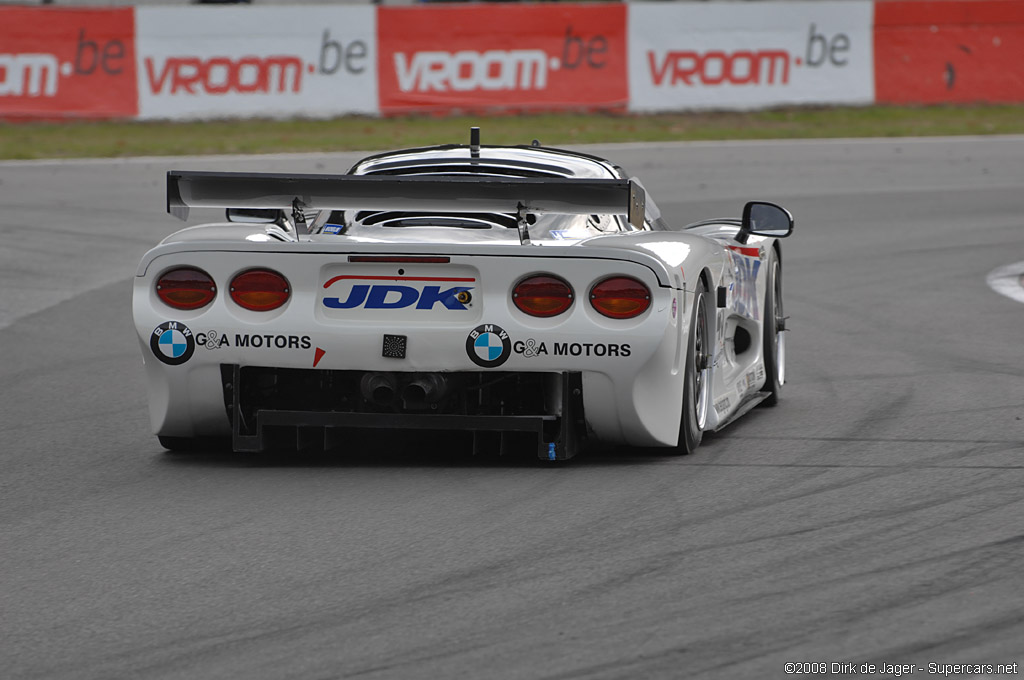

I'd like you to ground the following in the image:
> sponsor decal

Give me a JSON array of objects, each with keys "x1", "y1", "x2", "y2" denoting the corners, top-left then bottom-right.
[
  {"x1": 466, "y1": 324, "x2": 511, "y2": 368},
  {"x1": 513, "y1": 338, "x2": 631, "y2": 359},
  {"x1": 197, "y1": 330, "x2": 229, "y2": 350},
  {"x1": 234, "y1": 333, "x2": 311, "y2": 350},
  {"x1": 468, "y1": 328, "x2": 633, "y2": 366},
  {"x1": 378, "y1": 5, "x2": 627, "y2": 114},
  {"x1": 553, "y1": 342, "x2": 630, "y2": 358},
  {"x1": 728, "y1": 245, "x2": 762, "y2": 258},
  {"x1": 322, "y1": 224, "x2": 344, "y2": 235},
  {"x1": 714, "y1": 397, "x2": 731, "y2": 415},
  {"x1": 192, "y1": 330, "x2": 312, "y2": 351},
  {"x1": 322, "y1": 275, "x2": 475, "y2": 311},
  {"x1": 514, "y1": 339, "x2": 548, "y2": 358},
  {"x1": 0, "y1": 8, "x2": 137, "y2": 118},
  {"x1": 736, "y1": 370, "x2": 759, "y2": 399},
  {"x1": 150, "y1": 321, "x2": 195, "y2": 366}
]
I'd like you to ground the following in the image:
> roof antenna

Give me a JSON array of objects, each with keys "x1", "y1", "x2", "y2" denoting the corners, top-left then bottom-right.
[{"x1": 470, "y1": 127, "x2": 480, "y2": 159}]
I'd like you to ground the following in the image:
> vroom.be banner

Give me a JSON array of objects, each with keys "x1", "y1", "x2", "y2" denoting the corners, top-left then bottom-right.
[
  {"x1": 377, "y1": 4, "x2": 628, "y2": 115},
  {"x1": 628, "y1": 2, "x2": 874, "y2": 112},
  {"x1": 0, "y1": 7, "x2": 137, "y2": 118},
  {"x1": 134, "y1": 6, "x2": 377, "y2": 120}
]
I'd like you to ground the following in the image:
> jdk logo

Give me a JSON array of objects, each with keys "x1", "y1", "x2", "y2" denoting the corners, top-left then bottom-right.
[{"x1": 323, "y1": 277, "x2": 474, "y2": 311}]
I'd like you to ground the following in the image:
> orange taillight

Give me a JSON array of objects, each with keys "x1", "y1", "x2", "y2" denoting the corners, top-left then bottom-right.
[
  {"x1": 230, "y1": 269, "x2": 290, "y2": 311},
  {"x1": 589, "y1": 276, "x2": 651, "y2": 319},
  {"x1": 512, "y1": 275, "x2": 574, "y2": 317},
  {"x1": 156, "y1": 267, "x2": 216, "y2": 310}
]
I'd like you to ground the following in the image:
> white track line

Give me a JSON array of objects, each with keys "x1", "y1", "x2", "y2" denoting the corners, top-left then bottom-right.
[{"x1": 986, "y1": 261, "x2": 1024, "y2": 305}]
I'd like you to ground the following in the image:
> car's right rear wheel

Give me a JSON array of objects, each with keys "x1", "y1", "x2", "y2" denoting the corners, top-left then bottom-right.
[
  {"x1": 677, "y1": 281, "x2": 710, "y2": 454},
  {"x1": 762, "y1": 250, "x2": 785, "y2": 406}
]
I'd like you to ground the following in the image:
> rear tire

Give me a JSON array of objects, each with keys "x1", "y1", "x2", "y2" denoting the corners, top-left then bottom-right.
[
  {"x1": 676, "y1": 281, "x2": 710, "y2": 454},
  {"x1": 763, "y1": 249, "x2": 785, "y2": 406}
]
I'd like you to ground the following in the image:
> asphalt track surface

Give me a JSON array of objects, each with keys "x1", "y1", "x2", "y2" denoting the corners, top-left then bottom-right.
[{"x1": 2, "y1": 138, "x2": 1022, "y2": 680}]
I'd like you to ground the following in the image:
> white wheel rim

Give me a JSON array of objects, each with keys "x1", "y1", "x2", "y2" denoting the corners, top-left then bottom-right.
[
  {"x1": 777, "y1": 328, "x2": 786, "y2": 386},
  {"x1": 773, "y1": 260, "x2": 785, "y2": 387}
]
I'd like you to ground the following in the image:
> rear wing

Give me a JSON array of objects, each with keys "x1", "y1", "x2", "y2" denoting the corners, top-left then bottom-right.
[{"x1": 167, "y1": 171, "x2": 646, "y2": 229}]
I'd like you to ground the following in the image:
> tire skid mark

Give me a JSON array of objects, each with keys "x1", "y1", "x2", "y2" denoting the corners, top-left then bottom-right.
[
  {"x1": 715, "y1": 498, "x2": 1024, "y2": 617},
  {"x1": 864, "y1": 609, "x2": 1024, "y2": 662}
]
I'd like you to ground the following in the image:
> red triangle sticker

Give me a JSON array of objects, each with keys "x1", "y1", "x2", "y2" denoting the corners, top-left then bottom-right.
[{"x1": 313, "y1": 347, "x2": 326, "y2": 368}]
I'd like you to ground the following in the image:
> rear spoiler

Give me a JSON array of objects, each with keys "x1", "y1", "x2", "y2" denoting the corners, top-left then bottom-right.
[{"x1": 167, "y1": 171, "x2": 646, "y2": 229}]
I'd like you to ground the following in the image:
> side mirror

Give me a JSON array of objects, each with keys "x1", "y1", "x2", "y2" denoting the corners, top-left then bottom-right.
[
  {"x1": 226, "y1": 207, "x2": 284, "y2": 224},
  {"x1": 738, "y1": 201, "x2": 793, "y2": 243}
]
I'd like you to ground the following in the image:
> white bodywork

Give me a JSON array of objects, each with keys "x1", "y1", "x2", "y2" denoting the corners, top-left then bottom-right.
[{"x1": 133, "y1": 144, "x2": 786, "y2": 456}]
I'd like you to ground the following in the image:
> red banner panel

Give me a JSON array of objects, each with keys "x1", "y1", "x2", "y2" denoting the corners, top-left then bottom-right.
[
  {"x1": 0, "y1": 8, "x2": 137, "y2": 119},
  {"x1": 875, "y1": 0, "x2": 1024, "y2": 103},
  {"x1": 377, "y1": 4, "x2": 627, "y2": 115}
]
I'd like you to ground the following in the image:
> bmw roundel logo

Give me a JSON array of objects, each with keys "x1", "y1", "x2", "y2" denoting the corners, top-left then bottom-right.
[
  {"x1": 150, "y1": 321, "x2": 196, "y2": 366},
  {"x1": 466, "y1": 324, "x2": 511, "y2": 368}
]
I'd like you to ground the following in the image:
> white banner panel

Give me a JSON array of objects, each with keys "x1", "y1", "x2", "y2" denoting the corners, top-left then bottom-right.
[
  {"x1": 136, "y1": 6, "x2": 377, "y2": 120},
  {"x1": 629, "y1": 2, "x2": 874, "y2": 112}
]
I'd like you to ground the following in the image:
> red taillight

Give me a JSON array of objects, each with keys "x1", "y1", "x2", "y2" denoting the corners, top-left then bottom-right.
[
  {"x1": 230, "y1": 269, "x2": 290, "y2": 311},
  {"x1": 589, "y1": 276, "x2": 651, "y2": 319},
  {"x1": 512, "y1": 275, "x2": 574, "y2": 317},
  {"x1": 156, "y1": 267, "x2": 216, "y2": 310}
]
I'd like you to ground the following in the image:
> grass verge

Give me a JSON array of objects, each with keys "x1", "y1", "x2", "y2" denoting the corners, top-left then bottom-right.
[{"x1": 2, "y1": 104, "x2": 1023, "y2": 160}]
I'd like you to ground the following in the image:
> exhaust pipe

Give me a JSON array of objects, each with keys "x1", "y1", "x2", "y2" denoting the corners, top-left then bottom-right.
[
  {"x1": 402, "y1": 374, "x2": 449, "y2": 409},
  {"x1": 360, "y1": 372, "x2": 397, "y2": 406}
]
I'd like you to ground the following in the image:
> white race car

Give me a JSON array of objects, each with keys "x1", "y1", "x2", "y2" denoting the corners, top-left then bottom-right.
[{"x1": 133, "y1": 131, "x2": 792, "y2": 460}]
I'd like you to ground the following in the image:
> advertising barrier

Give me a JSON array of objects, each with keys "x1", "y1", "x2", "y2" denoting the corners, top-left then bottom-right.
[
  {"x1": 875, "y1": 0, "x2": 1024, "y2": 103},
  {"x1": 377, "y1": 5, "x2": 627, "y2": 115},
  {"x1": 0, "y1": 7, "x2": 137, "y2": 119},
  {"x1": 629, "y1": 2, "x2": 874, "y2": 112},
  {"x1": 2, "y1": 2, "x2": 1024, "y2": 122},
  {"x1": 135, "y1": 6, "x2": 377, "y2": 119}
]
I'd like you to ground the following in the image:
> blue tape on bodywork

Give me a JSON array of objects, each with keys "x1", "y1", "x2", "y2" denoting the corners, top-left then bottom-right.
[{"x1": 548, "y1": 443, "x2": 556, "y2": 461}]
